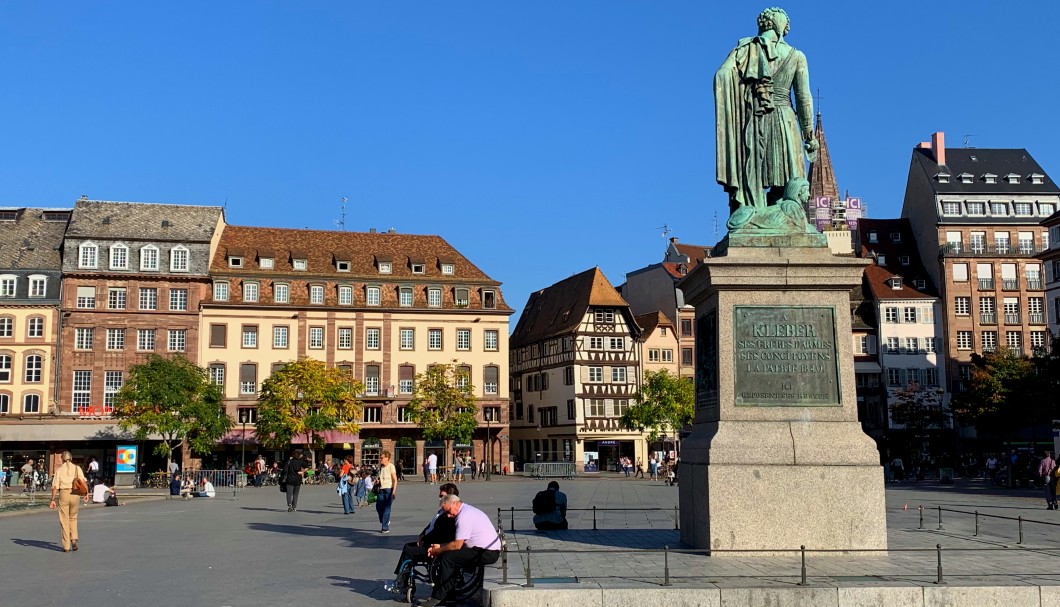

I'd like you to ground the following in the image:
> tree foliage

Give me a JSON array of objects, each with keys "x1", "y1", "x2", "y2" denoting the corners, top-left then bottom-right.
[
  {"x1": 951, "y1": 349, "x2": 1036, "y2": 438},
  {"x1": 254, "y1": 358, "x2": 363, "y2": 455},
  {"x1": 112, "y1": 354, "x2": 231, "y2": 468},
  {"x1": 889, "y1": 381, "x2": 949, "y2": 430},
  {"x1": 620, "y1": 370, "x2": 694, "y2": 449},
  {"x1": 405, "y1": 362, "x2": 479, "y2": 454}
]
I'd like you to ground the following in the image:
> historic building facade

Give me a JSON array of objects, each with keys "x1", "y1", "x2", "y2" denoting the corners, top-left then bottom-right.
[
  {"x1": 509, "y1": 268, "x2": 646, "y2": 472},
  {"x1": 202, "y1": 225, "x2": 511, "y2": 473},
  {"x1": 1039, "y1": 211, "x2": 1060, "y2": 338}
]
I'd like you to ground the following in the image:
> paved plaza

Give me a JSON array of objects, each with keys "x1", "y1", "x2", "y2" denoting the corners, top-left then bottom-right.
[{"x1": 2, "y1": 475, "x2": 1060, "y2": 606}]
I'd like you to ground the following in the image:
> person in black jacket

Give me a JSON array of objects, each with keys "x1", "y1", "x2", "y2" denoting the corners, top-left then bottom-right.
[
  {"x1": 389, "y1": 483, "x2": 460, "y2": 591},
  {"x1": 283, "y1": 449, "x2": 307, "y2": 512}
]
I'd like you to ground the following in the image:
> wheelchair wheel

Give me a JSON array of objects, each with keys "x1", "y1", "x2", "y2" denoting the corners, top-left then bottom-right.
[{"x1": 404, "y1": 586, "x2": 414, "y2": 604}]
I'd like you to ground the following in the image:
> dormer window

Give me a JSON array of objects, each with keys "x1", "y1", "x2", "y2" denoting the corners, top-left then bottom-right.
[
  {"x1": 0, "y1": 210, "x2": 17, "y2": 221},
  {"x1": 958, "y1": 173, "x2": 973, "y2": 184},
  {"x1": 378, "y1": 262, "x2": 392, "y2": 274},
  {"x1": 889, "y1": 277, "x2": 902, "y2": 290},
  {"x1": 982, "y1": 173, "x2": 997, "y2": 184},
  {"x1": 109, "y1": 243, "x2": 128, "y2": 270},
  {"x1": 78, "y1": 242, "x2": 99, "y2": 269},
  {"x1": 966, "y1": 201, "x2": 985, "y2": 216},
  {"x1": 890, "y1": 232, "x2": 901, "y2": 243},
  {"x1": 1029, "y1": 173, "x2": 1045, "y2": 185},
  {"x1": 139, "y1": 245, "x2": 159, "y2": 271},
  {"x1": 441, "y1": 263, "x2": 455, "y2": 275},
  {"x1": 259, "y1": 258, "x2": 274, "y2": 269},
  {"x1": 1004, "y1": 173, "x2": 1020, "y2": 184},
  {"x1": 228, "y1": 256, "x2": 243, "y2": 268},
  {"x1": 455, "y1": 288, "x2": 469, "y2": 307},
  {"x1": 482, "y1": 289, "x2": 497, "y2": 309},
  {"x1": 914, "y1": 279, "x2": 927, "y2": 289},
  {"x1": 292, "y1": 259, "x2": 307, "y2": 271},
  {"x1": 934, "y1": 173, "x2": 951, "y2": 183},
  {"x1": 900, "y1": 255, "x2": 910, "y2": 266},
  {"x1": 336, "y1": 261, "x2": 350, "y2": 272},
  {"x1": 876, "y1": 254, "x2": 887, "y2": 265},
  {"x1": 170, "y1": 245, "x2": 189, "y2": 272},
  {"x1": 411, "y1": 263, "x2": 425, "y2": 274},
  {"x1": 867, "y1": 231, "x2": 878, "y2": 243}
]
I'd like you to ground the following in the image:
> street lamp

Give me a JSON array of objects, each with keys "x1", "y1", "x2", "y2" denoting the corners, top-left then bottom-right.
[
  {"x1": 484, "y1": 408, "x2": 492, "y2": 482},
  {"x1": 238, "y1": 409, "x2": 249, "y2": 469}
]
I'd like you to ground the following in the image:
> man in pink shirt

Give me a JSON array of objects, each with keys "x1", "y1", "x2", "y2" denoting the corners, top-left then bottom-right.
[
  {"x1": 1039, "y1": 451, "x2": 1057, "y2": 510},
  {"x1": 421, "y1": 495, "x2": 501, "y2": 607}
]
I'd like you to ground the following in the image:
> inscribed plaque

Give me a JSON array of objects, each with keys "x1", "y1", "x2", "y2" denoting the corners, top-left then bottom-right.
[{"x1": 733, "y1": 306, "x2": 840, "y2": 406}]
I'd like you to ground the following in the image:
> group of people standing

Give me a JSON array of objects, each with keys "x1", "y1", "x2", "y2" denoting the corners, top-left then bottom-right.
[{"x1": 281, "y1": 449, "x2": 399, "y2": 533}]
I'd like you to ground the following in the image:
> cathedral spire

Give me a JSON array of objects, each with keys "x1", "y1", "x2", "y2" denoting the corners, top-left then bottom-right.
[{"x1": 809, "y1": 112, "x2": 840, "y2": 202}]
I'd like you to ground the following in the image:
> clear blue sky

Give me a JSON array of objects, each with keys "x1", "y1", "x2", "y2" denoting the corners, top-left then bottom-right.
[{"x1": 2, "y1": 2, "x2": 1058, "y2": 325}]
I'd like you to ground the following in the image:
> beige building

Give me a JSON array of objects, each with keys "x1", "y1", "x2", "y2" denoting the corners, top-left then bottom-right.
[
  {"x1": 635, "y1": 312, "x2": 680, "y2": 376},
  {"x1": 509, "y1": 267, "x2": 647, "y2": 472},
  {"x1": 202, "y1": 226, "x2": 512, "y2": 473}
]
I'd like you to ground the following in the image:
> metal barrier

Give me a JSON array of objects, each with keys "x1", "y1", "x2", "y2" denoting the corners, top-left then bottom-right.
[
  {"x1": 500, "y1": 506, "x2": 679, "y2": 532},
  {"x1": 182, "y1": 470, "x2": 248, "y2": 499},
  {"x1": 922, "y1": 506, "x2": 1060, "y2": 544},
  {"x1": 522, "y1": 463, "x2": 576, "y2": 479}
]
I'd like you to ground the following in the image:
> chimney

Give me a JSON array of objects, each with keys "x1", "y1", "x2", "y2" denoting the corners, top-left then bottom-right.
[
  {"x1": 931, "y1": 132, "x2": 946, "y2": 166},
  {"x1": 669, "y1": 237, "x2": 678, "y2": 244}
]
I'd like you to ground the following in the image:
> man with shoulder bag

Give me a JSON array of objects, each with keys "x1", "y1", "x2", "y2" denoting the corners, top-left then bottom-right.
[{"x1": 282, "y1": 449, "x2": 307, "y2": 512}]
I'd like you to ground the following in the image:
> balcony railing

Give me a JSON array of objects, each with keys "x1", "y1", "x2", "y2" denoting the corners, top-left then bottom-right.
[
  {"x1": 1004, "y1": 313, "x2": 1022, "y2": 324},
  {"x1": 941, "y1": 243, "x2": 1047, "y2": 258},
  {"x1": 979, "y1": 313, "x2": 997, "y2": 324},
  {"x1": 978, "y1": 278, "x2": 995, "y2": 290},
  {"x1": 1027, "y1": 279, "x2": 1043, "y2": 290},
  {"x1": 1001, "y1": 279, "x2": 1019, "y2": 290},
  {"x1": 1030, "y1": 313, "x2": 1045, "y2": 324}
]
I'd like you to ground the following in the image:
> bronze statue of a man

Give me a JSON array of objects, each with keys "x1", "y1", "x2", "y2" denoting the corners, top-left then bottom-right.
[{"x1": 715, "y1": 7, "x2": 817, "y2": 218}]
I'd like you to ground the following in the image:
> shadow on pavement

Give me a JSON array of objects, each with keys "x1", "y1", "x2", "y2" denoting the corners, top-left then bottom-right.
[
  {"x1": 245, "y1": 521, "x2": 416, "y2": 548},
  {"x1": 12, "y1": 538, "x2": 64, "y2": 552},
  {"x1": 326, "y1": 575, "x2": 396, "y2": 602},
  {"x1": 510, "y1": 528, "x2": 681, "y2": 549}
]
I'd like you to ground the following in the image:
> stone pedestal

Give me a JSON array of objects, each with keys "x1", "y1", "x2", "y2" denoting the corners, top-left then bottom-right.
[{"x1": 678, "y1": 243, "x2": 887, "y2": 553}]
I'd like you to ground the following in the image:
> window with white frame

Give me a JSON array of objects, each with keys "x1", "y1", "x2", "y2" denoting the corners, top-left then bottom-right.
[
  {"x1": 608, "y1": 337, "x2": 624, "y2": 350},
  {"x1": 170, "y1": 246, "x2": 189, "y2": 272},
  {"x1": 27, "y1": 317, "x2": 43, "y2": 338},
  {"x1": 399, "y1": 365, "x2": 414, "y2": 394},
  {"x1": 397, "y1": 406, "x2": 413, "y2": 422},
  {"x1": 1006, "y1": 331, "x2": 1022, "y2": 352},
  {"x1": 957, "y1": 331, "x2": 973, "y2": 350},
  {"x1": 79, "y1": 242, "x2": 98, "y2": 269},
  {"x1": 399, "y1": 328, "x2": 414, "y2": 350},
  {"x1": 109, "y1": 244, "x2": 128, "y2": 270},
  {"x1": 108, "y1": 288, "x2": 126, "y2": 310},
  {"x1": 0, "y1": 317, "x2": 10, "y2": 338},
  {"x1": 482, "y1": 290, "x2": 497, "y2": 309},
  {"x1": 884, "y1": 307, "x2": 898, "y2": 323},
  {"x1": 235, "y1": 325, "x2": 256, "y2": 349},
  {"x1": 441, "y1": 263, "x2": 454, "y2": 275},
  {"x1": 0, "y1": 393, "x2": 9, "y2": 413},
  {"x1": 662, "y1": 349, "x2": 673, "y2": 362},
  {"x1": 337, "y1": 327, "x2": 352, "y2": 349},
  {"x1": 587, "y1": 399, "x2": 605, "y2": 416},
  {"x1": 885, "y1": 337, "x2": 899, "y2": 352},
  {"x1": 456, "y1": 329, "x2": 471, "y2": 350},
  {"x1": 273, "y1": 326, "x2": 288, "y2": 348},
  {"x1": 104, "y1": 371, "x2": 123, "y2": 410},
  {"x1": 455, "y1": 288, "x2": 469, "y2": 307},
  {"x1": 0, "y1": 275, "x2": 14, "y2": 297},
  {"x1": 243, "y1": 282, "x2": 259, "y2": 302},
  {"x1": 954, "y1": 296, "x2": 970, "y2": 316},
  {"x1": 905, "y1": 337, "x2": 919, "y2": 353},
  {"x1": 76, "y1": 286, "x2": 96, "y2": 309},
  {"x1": 140, "y1": 245, "x2": 159, "y2": 270},
  {"x1": 239, "y1": 364, "x2": 257, "y2": 394},
  {"x1": 0, "y1": 354, "x2": 9, "y2": 382},
  {"x1": 366, "y1": 286, "x2": 381, "y2": 306},
  {"x1": 378, "y1": 262, "x2": 392, "y2": 274},
  {"x1": 924, "y1": 337, "x2": 936, "y2": 353},
  {"x1": 399, "y1": 287, "x2": 413, "y2": 307},
  {"x1": 169, "y1": 288, "x2": 188, "y2": 311},
  {"x1": 310, "y1": 285, "x2": 325, "y2": 305},
  {"x1": 208, "y1": 364, "x2": 225, "y2": 387},
  {"x1": 589, "y1": 337, "x2": 604, "y2": 349},
  {"x1": 942, "y1": 202, "x2": 960, "y2": 215},
  {"x1": 648, "y1": 349, "x2": 661, "y2": 362},
  {"x1": 72, "y1": 370, "x2": 92, "y2": 412},
  {"x1": 484, "y1": 366, "x2": 499, "y2": 395},
  {"x1": 274, "y1": 283, "x2": 289, "y2": 304},
  {"x1": 362, "y1": 406, "x2": 382, "y2": 423},
  {"x1": 991, "y1": 202, "x2": 1008, "y2": 216},
  {"x1": 612, "y1": 366, "x2": 627, "y2": 382},
  {"x1": 75, "y1": 328, "x2": 93, "y2": 350},
  {"x1": 292, "y1": 258, "x2": 307, "y2": 271},
  {"x1": 139, "y1": 287, "x2": 157, "y2": 310},
  {"x1": 364, "y1": 365, "x2": 380, "y2": 395},
  {"x1": 428, "y1": 329, "x2": 442, "y2": 350},
  {"x1": 336, "y1": 260, "x2": 350, "y2": 272},
  {"x1": 588, "y1": 367, "x2": 603, "y2": 382},
  {"x1": 308, "y1": 326, "x2": 324, "y2": 349},
  {"x1": 903, "y1": 307, "x2": 917, "y2": 323},
  {"x1": 259, "y1": 257, "x2": 273, "y2": 269},
  {"x1": 168, "y1": 329, "x2": 186, "y2": 351},
  {"x1": 228, "y1": 255, "x2": 243, "y2": 268},
  {"x1": 24, "y1": 354, "x2": 42, "y2": 382},
  {"x1": 455, "y1": 366, "x2": 471, "y2": 389},
  {"x1": 366, "y1": 328, "x2": 381, "y2": 350},
  {"x1": 1014, "y1": 202, "x2": 1033, "y2": 216},
  {"x1": 213, "y1": 281, "x2": 229, "y2": 301},
  {"x1": 981, "y1": 331, "x2": 998, "y2": 352},
  {"x1": 338, "y1": 285, "x2": 352, "y2": 305},
  {"x1": 22, "y1": 393, "x2": 40, "y2": 413},
  {"x1": 137, "y1": 329, "x2": 155, "y2": 351},
  {"x1": 484, "y1": 330, "x2": 498, "y2": 351},
  {"x1": 106, "y1": 328, "x2": 125, "y2": 351},
  {"x1": 28, "y1": 275, "x2": 46, "y2": 297},
  {"x1": 1031, "y1": 330, "x2": 1048, "y2": 351},
  {"x1": 427, "y1": 288, "x2": 441, "y2": 307}
]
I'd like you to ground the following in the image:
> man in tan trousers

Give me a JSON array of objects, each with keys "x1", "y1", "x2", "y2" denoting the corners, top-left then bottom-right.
[{"x1": 49, "y1": 451, "x2": 87, "y2": 552}]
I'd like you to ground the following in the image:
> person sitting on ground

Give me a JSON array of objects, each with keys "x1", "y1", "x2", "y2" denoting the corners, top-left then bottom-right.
[
  {"x1": 180, "y1": 476, "x2": 195, "y2": 500},
  {"x1": 388, "y1": 482, "x2": 460, "y2": 593},
  {"x1": 169, "y1": 474, "x2": 182, "y2": 498},
  {"x1": 91, "y1": 482, "x2": 125, "y2": 506},
  {"x1": 532, "y1": 481, "x2": 568, "y2": 530},
  {"x1": 194, "y1": 477, "x2": 216, "y2": 498},
  {"x1": 420, "y1": 495, "x2": 502, "y2": 607}
]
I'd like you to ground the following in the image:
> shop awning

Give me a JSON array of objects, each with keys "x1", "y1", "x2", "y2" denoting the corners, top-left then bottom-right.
[
  {"x1": 0, "y1": 421, "x2": 147, "y2": 442},
  {"x1": 854, "y1": 361, "x2": 882, "y2": 373}
]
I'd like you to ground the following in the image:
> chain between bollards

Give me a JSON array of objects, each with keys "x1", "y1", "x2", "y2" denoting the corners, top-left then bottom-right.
[
  {"x1": 935, "y1": 544, "x2": 944, "y2": 585},
  {"x1": 663, "y1": 545, "x2": 671, "y2": 586},
  {"x1": 799, "y1": 545, "x2": 807, "y2": 585},
  {"x1": 525, "y1": 544, "x2": 534, "y2": 587}
]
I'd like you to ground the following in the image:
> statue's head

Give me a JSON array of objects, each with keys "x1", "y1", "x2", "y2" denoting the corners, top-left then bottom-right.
[
  {"x1": 757, "y1": 7, "x2": 790, "y2": 37},
  {"x1": 783, "y1": 177, "x2": 810, "y2": 204}
]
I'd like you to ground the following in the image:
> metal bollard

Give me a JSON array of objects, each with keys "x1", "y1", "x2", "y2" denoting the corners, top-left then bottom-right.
[
  {"x1": 525, "y1": 545, "x2": 534, "y2": 587},
  {"x1": 800, "y1": 545, "x2": 807, "y2": 586},
  {"x1": 918, "y1": 505, "x2": 924, "y2": 529},
  {"x1": 511, "y1": 506, "x2": 516, "y2": 532},
  {"x1": 937, "y1": 506, "x2": 943, "y2": 530},
  {"x1": 674, "y1": 505, "x2": 679, "y2": 530},
  {"x1": 974, "y1": 511, "x2": 979, "y2": 536},
  {"x1": 663, "y1": 545, "x2": 672, "y2": 586},
  {"x1": 497, "y1": 508, "x2": 503, "y2": 533},
  {"x1": 502, "y1": 544, "x2": 508, "y2": 584},
  {"x1": 593, "y1": 505, "x2": 597, "y2": 531},
  {"x1": 935, "y1": 544, "x2": 944, "y2": 585},
  {"x1": 1018, "y1": 516, "x2": 1023, "y2": 544}
]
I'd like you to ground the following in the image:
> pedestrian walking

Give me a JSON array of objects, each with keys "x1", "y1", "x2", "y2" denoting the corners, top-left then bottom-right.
[
  {"x1": 1040, "y1": 451, "x2": 1058, "y2": 510},
  {"x1": 635, "y1": 458, "x2": 644, "y2": 478},
  {"x1": 338, "y1": 469, "x2": 354, "y2": 514},
  {"x1": 254, "y1": 455, "x2": 266, "y2": 487},
  {"x1": 376, "y1": 450, "x2": 398, "y2": 533},
  {"x1": 649, "y1": 455, "x2": 658, "y2": 481},
  {"x1": 49, "y1": 451, "x2": 87, "y2": 552},
  {"x1": 282, "y1": 449, "x2": 307, "y2": 512}
]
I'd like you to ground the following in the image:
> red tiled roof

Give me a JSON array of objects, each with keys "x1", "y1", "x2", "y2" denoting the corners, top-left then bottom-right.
[{"x1": 511, "y1": 267, "x2": 632, "y2": 345}]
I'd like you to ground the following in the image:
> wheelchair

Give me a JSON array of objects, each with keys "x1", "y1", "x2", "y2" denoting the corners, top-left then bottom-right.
[{"x1": 394, "y1": 556, "x2": 485, "y2": 605}]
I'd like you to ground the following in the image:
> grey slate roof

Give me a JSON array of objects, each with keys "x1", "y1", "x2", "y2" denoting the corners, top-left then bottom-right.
[
  {"x1": 0, "y1": 208, "x2": 70, "y2": 270},
  {"x1": 911, "y1": 148, "x2": 1060, "y2": 195},
  {"x1": 66, "y1": 200, "x2": 224, "y2": 242}
]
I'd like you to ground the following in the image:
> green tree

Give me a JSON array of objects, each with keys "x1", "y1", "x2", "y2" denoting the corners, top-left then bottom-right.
[
  {"x1": 255, "y1": 358, "x2": 363, "y2": 466},
  {"x1": 889, "y1": 381, "x2": 949, "y2": 430},
  {"x1": 112, "y1": 354, "x2": 231, "y2": 472},
  {"x1": 951, "y1": 349, "x2": 1036, "y2": 442},
  {"x1": 619, "y1": 370, "x2": 694, "y2": 454},
  {"x1": 406, "y1": 362, "x2": 479, "y2": 461}
]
